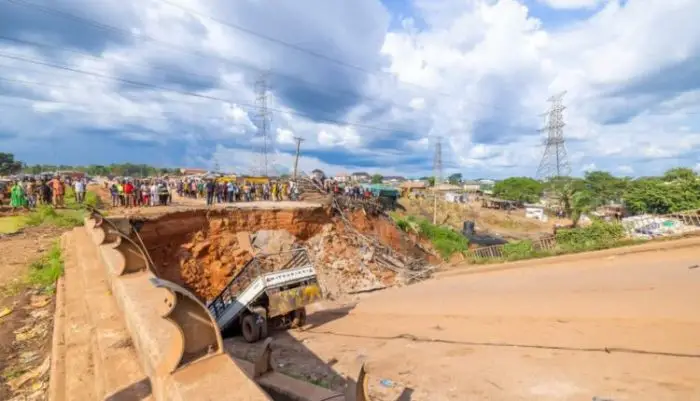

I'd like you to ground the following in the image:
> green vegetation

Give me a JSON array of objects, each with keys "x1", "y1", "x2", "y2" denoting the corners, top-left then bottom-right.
[
  {"x1": 22, "y1": 162, "x2": 180, "y2": 177},
  {"x1": 27, "y1": 242, "x2": 64, "y2": 292},
  {"x1": 371, "y1": 174, "x2": 383, "y2": 184},
  {"x1": 493, "y1": 177, "x2": 543, "y2": 203},
  {"x1": 0, "y1": 152, "x2": 23, "y2": 175},
  {"x1": 472, "y1": 221, "x2": 638, "y2": 264},
  {"x1": 0, "y1": 215, "x2": 27, "y2": 234},
  {"x1": 391, "y1": 213, "x2": 469, "y2": 259},
  {"x1": 24, "y1": 206, "x2": 84, "y2": 228}
]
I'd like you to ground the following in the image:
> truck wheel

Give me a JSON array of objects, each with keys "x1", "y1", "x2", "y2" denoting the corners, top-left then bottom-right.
[
  {"x1": 242, "y1": 315, "x2": 261, "y2": 343},
  {"x1": 291, "y1": 308, "x2": 306, "y2": 328},
  {"x1": 256, "y1": 313, "x2": 269, "y2": 339}
]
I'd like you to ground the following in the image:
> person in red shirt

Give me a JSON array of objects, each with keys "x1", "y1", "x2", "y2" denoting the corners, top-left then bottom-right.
[{"x1": 123, "y1": 180, "x2": 134, "y2": 208}]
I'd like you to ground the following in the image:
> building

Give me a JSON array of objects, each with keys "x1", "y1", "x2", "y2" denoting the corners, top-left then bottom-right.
[
  {"x1": 334, "y1": 172, "x2": 350, "y2": 183},
  {"x1": 399, "y1": 181, "x2": 427, "y2": 197},
  {"x1": 524, "y1": 204, "x2": 547, "y2": 221},
  {"x1": 477, "y1": 179, "x2": 495, "y2": 195},
  {"x1": 382, "y1": 176, "x2": 406, "y2": 185},
  {"x1": 180, "y1": 168, "x2": 208, "y2": 176},
  {"x1": 463, "y1": 179, "x2": 480, "y2": 192},
  {"x1": 351, "y1": 172, "x2": 371, "y2": 183}
]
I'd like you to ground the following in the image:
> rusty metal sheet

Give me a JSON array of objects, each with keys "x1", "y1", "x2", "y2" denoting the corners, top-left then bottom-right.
[{"x1": 267, "y1": 283, "x2": 322, "y2": 318}]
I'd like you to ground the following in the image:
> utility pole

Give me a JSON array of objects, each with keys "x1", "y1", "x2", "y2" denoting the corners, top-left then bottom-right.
[
  {"x1": 254, "y1": 73, "x2": 272, "y2": 176},
  {"x1": 292, "y1": 136, "x2": 304, "y2": 180},
  {"x1": 432, "y1": 136, "x2": 443, "y2": 225},
  {"x1": 536, "y1": 91, "x2": 570, "y2": 180}
]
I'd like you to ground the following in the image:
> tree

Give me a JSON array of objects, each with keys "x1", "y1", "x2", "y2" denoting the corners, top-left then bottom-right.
[
  {"x1": 371, "y1": 174, "x2": 383, "y2": 184},
  {"x1": 448, "y1": 173, "x2": 462, "y2": 185},
  {"x1": 0, "y1": 153, "x2": 23, "y2": 175},
  {"x1": 582, "y1": 170, "x2": 626, "y2": 207},
  {"x1": 493, "y1": 177, "x2": 543, "y2": 203},
  {"x1": 662, "y1": 167, "x2": 697, "y2": 182},
  {"x1": 426, "y1": 177, "x2": 436, "y2": 187}
]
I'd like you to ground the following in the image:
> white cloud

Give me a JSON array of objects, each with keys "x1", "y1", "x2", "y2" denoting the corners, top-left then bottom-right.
[
  {"x1": 581, "y1": 163, "x2": 597, "y2": 172},
  {"x1": 2, "y1": 0, "x2": 700, "y2": 179},
  {"x1": 276, "y1": 128, "x2": 295, "y2": 145},
  {"x1": 537, "y1": 0, "x2": 605, "y2": 10}
]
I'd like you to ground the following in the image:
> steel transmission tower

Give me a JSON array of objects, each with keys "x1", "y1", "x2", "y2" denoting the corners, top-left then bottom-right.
[
  {"x1": 433, "y1": 136, "x2": 443, "y2": 186},
  {"x1": 253, "y1": 73, "x2": 273, "y2": 176},
  {"x1": 432, "y1": 136, "x2": 443, "y2": 224},
  {"x1": 536, "y1": 91, "x2": 570, "y2": 180}
]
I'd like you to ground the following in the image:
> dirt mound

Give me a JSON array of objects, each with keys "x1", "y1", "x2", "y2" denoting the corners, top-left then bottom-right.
[{"x1": 143, "y1": 207, "x2": 433, "y2": 302}]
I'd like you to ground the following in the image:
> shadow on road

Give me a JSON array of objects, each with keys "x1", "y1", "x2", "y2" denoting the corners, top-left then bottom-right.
[{"x1": 224, "y1": 306, "x2": 415, "y2": 400}]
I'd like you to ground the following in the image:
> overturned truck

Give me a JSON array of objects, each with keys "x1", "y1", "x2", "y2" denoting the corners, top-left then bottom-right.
[
  {"x1": 208, "y1": 247, "x2": 322, "y2": 343},
  {"x1": 64, "y1": 207, "x2": 408, "y2": 401}
]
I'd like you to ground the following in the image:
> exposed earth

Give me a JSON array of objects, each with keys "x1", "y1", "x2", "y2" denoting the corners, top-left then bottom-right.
[{"x1": 2, "y1": 188, "x2": 699, "y2": 401}]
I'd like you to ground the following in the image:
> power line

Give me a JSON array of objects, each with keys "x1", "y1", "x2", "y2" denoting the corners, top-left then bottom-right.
[
  {"x1": 0, "y1": 52, "x2": 423, "y2": 135},
  {"x1": 536, "y1": 91, "x2": 570, "y2": 180},
  {"x1": 154, "y1": 0, "x2": 454, "y2": 97},
  {"x1": 0, "y1": 2, "x2": 421, "y2": 111}
]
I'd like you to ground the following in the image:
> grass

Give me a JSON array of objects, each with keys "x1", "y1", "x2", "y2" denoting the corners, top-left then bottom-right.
[
  {"x1": 391, "y1": 212, "x2": 469, "y2": 260},
  {"x1": 0, "y1": 215, "x2": 28, "y2": 234},
  {"x1": 26, "y1": 241, "x2": 64, "y2": 293},
  {"x1": 0, "y1": 188, "x2": 102, "y2": 235}
]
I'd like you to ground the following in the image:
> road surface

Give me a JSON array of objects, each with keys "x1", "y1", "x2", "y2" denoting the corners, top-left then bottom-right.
[{"x1": 270, "y1": 247, "x2": 700, "y2": 401}]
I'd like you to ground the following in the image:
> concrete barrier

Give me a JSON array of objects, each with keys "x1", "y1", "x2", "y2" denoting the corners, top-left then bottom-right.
[
  {"x1": 84, "y1": 214, "x2": 272, "y2": 401},
  {"x1": 81, "y1": 212, "x2": 367, "y2": 401}
]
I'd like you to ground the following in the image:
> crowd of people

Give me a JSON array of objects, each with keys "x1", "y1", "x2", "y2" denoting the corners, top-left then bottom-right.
[
  {"x1": 7, "y1": 175, "x2": 87, "y2": 211},
  {"x1": 176, "y1": 178, "x2": 300, "y2": 206},
  {"x1": 103, "y1": 177, "x2": 303, "y2": 208},
  {"x1": 107, "y1": 179, "x2": 173, "y2": 208}
]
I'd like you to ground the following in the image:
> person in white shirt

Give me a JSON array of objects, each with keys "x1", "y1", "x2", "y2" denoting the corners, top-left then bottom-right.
[
  {"x1": 74, "y1": 180, "x2": 85, "y2": 203},
  {"x1": 150, "y1": 182, "x2": 158, "y2": 206}
]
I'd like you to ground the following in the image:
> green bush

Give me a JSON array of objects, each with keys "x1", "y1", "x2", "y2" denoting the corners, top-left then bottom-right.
[
  {"x1": 501, "y1": 240, "x2": 535, "y2": 260},
  {"x1": 555, "y1": 221, "x2": 625, "y2": 252},
  {"x1": 25, "y1": 206, "x2": 83, "y2": 228},
  {"x1": 415, "y1": 218, "x2": 469, "y2": 260},
  {"x1": 28, "y1": 242, "x2": 64, "y2": 292},
  {"x1": 390, "y1": 213, "x2": 469, "y2": 260}
]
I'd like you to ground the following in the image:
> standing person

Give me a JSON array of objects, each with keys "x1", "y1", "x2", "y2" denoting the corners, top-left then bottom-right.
[
  {"x1": 110, "y1": 183, "x2": 119, "y2": 207},
  {"x1": 25, "y1": 179, "x2": 36, "y2": 208},
  {"x1": 205, "y1": 179, "x2": 215, "y2": 206},
  {"x1": 10, "y1": 180, "x2": 26, "y2": 212},
  {"x1": 123, "y1": 180, "x2": 134, "y2": 208},
  {"x1": 41, "y1": 180, "x2": 51, "y2": 205},
  {"x1": 74, "y1": 179, "x2": 85, "y2": 204},
  {"x1": 50, "y1": 175, "x2": 64, "y2": 208},
  {"x1": 150, "y1": 181, "x2": 158, "y2": 206}
]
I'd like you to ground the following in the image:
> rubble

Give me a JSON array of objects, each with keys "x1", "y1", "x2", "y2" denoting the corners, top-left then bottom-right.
[{"x1": 145, "y1": 204, "x2": 435, "y2": 303}]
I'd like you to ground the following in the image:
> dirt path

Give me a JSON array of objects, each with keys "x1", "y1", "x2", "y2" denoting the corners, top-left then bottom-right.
[
  {"x1": 0, "y1": 226, "x2": 66, "y2": 401},
  {"x1": 237, "y1": 247, "x2": 700, "y2": 401}
]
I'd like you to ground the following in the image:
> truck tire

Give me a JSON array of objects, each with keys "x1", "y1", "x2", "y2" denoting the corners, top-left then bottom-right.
[
  {"x1": 291, "y1": 308, "x2": 306, "y2": 328},
  {"x1": 242, "y1": 314, "x2": 261, "y2": 343}
]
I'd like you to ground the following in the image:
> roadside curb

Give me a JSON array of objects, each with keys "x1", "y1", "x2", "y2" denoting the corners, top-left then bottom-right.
[
  {"x1": 436, "y1": 236, "x2": 700, "y2": 279},
  {"x1": 47, "y1": 255, "x2": 66, "y2": 401}
]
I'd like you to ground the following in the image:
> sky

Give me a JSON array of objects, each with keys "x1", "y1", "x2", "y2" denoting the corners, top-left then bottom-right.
[{"x1": 1, "y1": 0, "x2": 699, "y2": 179}]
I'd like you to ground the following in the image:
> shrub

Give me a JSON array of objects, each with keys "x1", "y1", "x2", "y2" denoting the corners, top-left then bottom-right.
[
  {"x1": 28, "y1": 242, "x2": 64, "y2": 292},
  {"x1": 501, "y1": 240, "x2": 535, "y2": 260},
  {"x1": 555, "y1": 221, "x2": 625, "y2": 252}
]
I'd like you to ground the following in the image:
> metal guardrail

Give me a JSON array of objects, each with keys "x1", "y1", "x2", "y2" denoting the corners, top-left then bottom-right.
[{"x1": 207, "y1": 248, "x2": 312, "y2": 321}]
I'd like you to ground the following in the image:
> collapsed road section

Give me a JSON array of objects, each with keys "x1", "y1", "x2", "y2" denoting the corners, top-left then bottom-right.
[{"x1": 50, "y1": 201, "x2": 434, "y2": 401}]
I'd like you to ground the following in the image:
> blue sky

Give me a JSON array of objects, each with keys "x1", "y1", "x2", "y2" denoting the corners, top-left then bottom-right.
[{"x1": 1, "y1": 0, "x2": 699, "y2": 179}]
